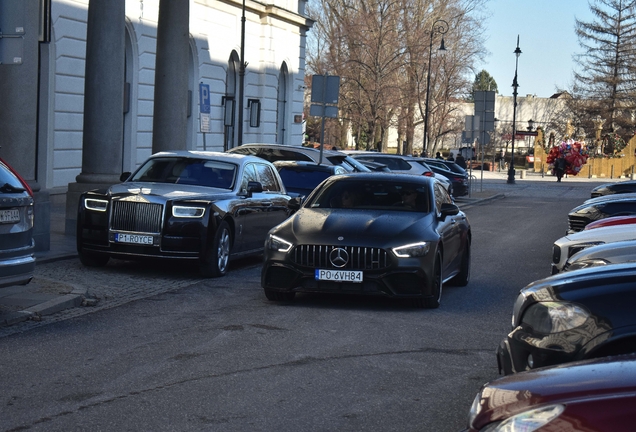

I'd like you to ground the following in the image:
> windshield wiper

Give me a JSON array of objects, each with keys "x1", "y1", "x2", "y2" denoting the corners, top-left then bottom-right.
[{"x1": 0, "y1": 182, "x2": 26, "y2": 193}]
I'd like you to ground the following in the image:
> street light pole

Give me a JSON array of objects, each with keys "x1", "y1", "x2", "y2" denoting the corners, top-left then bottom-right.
[
  {"x1": 237, "y1": 0, "x2": 247, "y2": 146},
  {"x1": 423, "y1": 19, "x2": 448, "y2": 155},
  {"x1": 507, "y1": 36, "x2": 522, "y2": 184}
]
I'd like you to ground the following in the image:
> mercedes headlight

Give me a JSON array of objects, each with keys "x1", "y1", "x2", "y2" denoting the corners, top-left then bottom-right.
[
  {"x1": 268, "y1": 234, "x2": 292, "y2": 252},
  {"x1": 392, "y1": 242, "x2": 430, "y2": 258},
  {"x1": 479, "y1": 404, "x2": 565, "y2": 432},
  {"x1": 521, "y1": 301, "x2": 590, "y2": 334},
  {"x1": 565, "y1": 258, "x2": 610, "y2": 271},
  {"x1": 172, "y1": 205, "x2": 206, "y2": 218},
  {"x1": 85, "y1": 198, "x2": 108, "y2": 212}
]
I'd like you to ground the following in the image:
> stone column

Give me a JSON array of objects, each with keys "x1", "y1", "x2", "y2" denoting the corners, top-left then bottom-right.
[
  {"x1": 152, "y1": 0, "x2": 190, "y2": 153},
  {"x1": 65, "y1": 0, "x2": 126, "y2": 234}
]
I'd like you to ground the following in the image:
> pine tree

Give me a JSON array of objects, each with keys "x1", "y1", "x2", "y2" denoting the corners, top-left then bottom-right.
[
  {"x1": 473, "y1": 70, "x2": 498, "y2": 93},
  {"x1": 571, "y1": 0, "x2": 636, "y2": 139}
]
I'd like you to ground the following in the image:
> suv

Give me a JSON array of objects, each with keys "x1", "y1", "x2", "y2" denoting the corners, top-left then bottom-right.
[
  {"x1": 273, "y1": 161, "x2": 346, "y2": 198},
  {"x1": 417, "y1": 158, "x2": 469, "y2": 197},
  {"x1": 227, "y1": 143, "x2": 371, "y2": 173},
  {"x1": 0, "y1": 158, "x2": 35, "y2": 288},
  {"x1": 344, "y1": 152, "x2": 453, "y2": 195}
]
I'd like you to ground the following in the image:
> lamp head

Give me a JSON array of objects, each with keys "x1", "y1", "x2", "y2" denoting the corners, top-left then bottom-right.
[
  {"x1": 438, "y1": 37, "x2": 447, "y2": 54},
  {"x1": 514, "y1": 35, "x2": 522, "y2": 58}
]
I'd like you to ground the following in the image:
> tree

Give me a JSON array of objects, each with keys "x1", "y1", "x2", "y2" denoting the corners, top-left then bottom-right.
[
  {"x1": 305, "y1": 0, "x2": 488, "y2": 153},
  {"x1": 472, "y1": 70, "x2": 498, "y2": 93},
  {"x1": 570, "y1": 0, "x2": 636, "y2": 141}
]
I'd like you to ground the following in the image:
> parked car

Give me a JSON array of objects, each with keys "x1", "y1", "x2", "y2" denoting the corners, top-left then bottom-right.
[
  {"x1": 0, "y1": 158, "x2": 35, "y2": 288},
  {"x1": 226, "y1": 143, "x2": 371, "y2": 173},
  {"x1": 563, "y1": 239, "x2": 636, "y2": 272},
  {"x1": 467, "y1": 354, "x2": 636, "y2": 432},
  {"x1": 76, "y1": 151, "x2": 291, "y2": 277},
  {"x1": 261, "y1": 173, "x2": 471, "y2": 308},
  {"x1": 412, "y1": 158, "x2": 468, "y2": 197},
  {"x1": 567, "y1": 193, "x2": 636, "y2": 232},
  {"x1": 590, "y1": 179, "x2": 636, "y2": 197},
  {"x1": 273, "y1": 160, "x2": 346, "y2": 198},
  {"x1": 344, "y1": 152, "x2": 454, "y2": 195},
  {"x1": 496, "y1": 263, "x2": 636, "y2": 375},
  {"x1": 551, "y1": 224, "x2": 636, "y2": 273},
  {"x1": 421, "y1": 157, "x2": 467, "y2": 176},
  {"x1": 584, "y1": 214, "x2": 636, "y2": 230}
]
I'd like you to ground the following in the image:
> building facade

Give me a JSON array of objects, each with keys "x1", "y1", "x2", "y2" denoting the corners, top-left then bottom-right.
[{"x1": 0, "y1": 0, "x2": 312, "y2": 245}]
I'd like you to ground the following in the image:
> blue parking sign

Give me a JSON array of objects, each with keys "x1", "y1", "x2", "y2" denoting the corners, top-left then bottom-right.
[{"x1": 199, "y1": 83, "x2": 211, "y2": 114}]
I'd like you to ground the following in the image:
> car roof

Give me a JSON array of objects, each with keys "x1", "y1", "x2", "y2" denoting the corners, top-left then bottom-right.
[
  {"x1": 236, "y1": 143, "x2": 344, "y2": 156},
  {"x1": 325, "y1": 172, "x2": 436, "y2": 184},
  {"x1": 150, "y1": 150, "x2": 263, "y2": 164}
]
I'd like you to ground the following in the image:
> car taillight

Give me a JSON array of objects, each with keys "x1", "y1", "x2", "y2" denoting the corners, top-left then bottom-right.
[{"x1": 423, "y1": 171, "x2": 434, "y2": 177}]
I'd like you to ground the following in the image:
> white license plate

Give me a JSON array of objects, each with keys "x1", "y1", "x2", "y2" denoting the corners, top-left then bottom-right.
[
  {"x1": 114, "y1": 233, "x2": 154, "y2": 245},
  {"x1": 315, "y1": 269, "x2": 363, "y2": 283},
  {"x1": 0, "y1": 209, "x2": 20, "y2": 223}
]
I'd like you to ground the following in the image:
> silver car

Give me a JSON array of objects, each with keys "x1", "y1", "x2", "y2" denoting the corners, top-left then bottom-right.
[
  {"x1": 0, "y1": 158, "x2": 35, "y2": 288},
  {"x1": 344, "y1": 152, "x2": 453, "y2": 195}
]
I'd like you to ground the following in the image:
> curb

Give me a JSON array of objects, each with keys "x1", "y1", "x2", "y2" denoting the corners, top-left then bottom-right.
[
  {"x1": 0, "y1": 287, "x2": 87, "y2": 328},
  {"x1": 456, "y1": 193, "x2": 505, "y2": 209}
]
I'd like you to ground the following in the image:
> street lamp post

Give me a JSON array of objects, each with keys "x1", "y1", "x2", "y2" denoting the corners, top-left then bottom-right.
[
  {"x1": 423, "y1": 19, "x2": 448, "y2": 155},
  {"x1": 237, "y1": 0, "x2": 247, "y2": 146},
  {"x1": 507, "y1": 36, "x2": 522, "y2": 184}
]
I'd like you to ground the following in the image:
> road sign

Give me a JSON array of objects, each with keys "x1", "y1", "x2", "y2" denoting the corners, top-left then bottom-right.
[
  {"x1": 311, "y1": 75, "x2": 340, "y2": 104},
  {"x1": 516, "y1": 131, "x2": 538, "y2": 136},
  {"x1": 199, "y1": 83, "x2": 210, "y2": 114}
]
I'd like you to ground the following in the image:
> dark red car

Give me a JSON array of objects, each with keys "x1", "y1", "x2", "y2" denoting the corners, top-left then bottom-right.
[{"x1": 465, "y1": 354, "x2": 636, "y2": 432}]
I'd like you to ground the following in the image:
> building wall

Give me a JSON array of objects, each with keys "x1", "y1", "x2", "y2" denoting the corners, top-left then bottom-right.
[
  {"x1": 39, "y1": 0, "x2": 309, "y2": 191},
  {"x1": 382, "y1": 93, "x2": 570, "y2": 155}
]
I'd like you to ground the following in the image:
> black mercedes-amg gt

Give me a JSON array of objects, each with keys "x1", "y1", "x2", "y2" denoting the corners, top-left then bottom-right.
[{"x1": 261, "y1": 173, "x2": 471, "y2": 308}]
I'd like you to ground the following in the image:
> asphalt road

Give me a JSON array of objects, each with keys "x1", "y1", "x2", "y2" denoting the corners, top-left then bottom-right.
[{"x1": 0, "y1": 180, "x2": 598, "y2": 431}]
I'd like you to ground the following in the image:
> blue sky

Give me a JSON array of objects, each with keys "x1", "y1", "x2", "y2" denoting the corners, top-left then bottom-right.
[{"x1": 481, "y1": 0, "x2": 595, "y2": 98}]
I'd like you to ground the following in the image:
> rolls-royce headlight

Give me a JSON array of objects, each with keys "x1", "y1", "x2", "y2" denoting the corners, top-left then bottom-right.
[
  {"x1": 521, "y1": 301, "x2": 590, "y2": 334},
  {"x1": 268, "y1": 234, "x2": 292, "y2": 252},
  {"x1": 392, "y1": 242, "x2": 430, "y2": 258},
  {"x1": 85, "y1": 198, "x2": 108, "y2": 212},
  {"x1": 478, "y1": 404, "x2": 565, "y2": 432},
  {"x1": 172, "y1": 205, "x2": 205, "y2": 218}
]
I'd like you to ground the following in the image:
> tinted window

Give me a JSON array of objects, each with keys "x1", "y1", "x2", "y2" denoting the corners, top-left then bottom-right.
[
  {"x1": 0, "y1": 162, "x2": 25, "y2": 193},
  {"x1": 306, "y1": 179, "x2": 430, "y2": 212},
  {"x1": 241, "y1": 164, "x2": 259, "y2": 192},
  {"x1": 278, "y1": 168, "x2": 331, "y2": 190},
  {"x1": 433, "y1": 183, "x2": 452, "y2": 212},
  {"x1": 357, "y1": 156, "x2": 411, "y2": 171},
  {"x1": 254, "y1": 163, "x2": 281, "y2": 192},
  {"x1": 130, "y1": 158, "x2": 236, "y2": 189},
  {"x1": 259, "y1": 148, "x2": 314, "y2": 163}
]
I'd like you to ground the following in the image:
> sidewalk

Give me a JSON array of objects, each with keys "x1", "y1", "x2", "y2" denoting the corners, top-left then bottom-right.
[
  {"x1": 0, "y1": 194, "x2": 83, "y2": 327},
  {"x1": 0, "y1": 169, "x2": 623, "y2": 328}
]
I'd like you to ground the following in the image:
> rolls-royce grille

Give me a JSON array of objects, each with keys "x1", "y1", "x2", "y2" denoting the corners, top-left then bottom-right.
[
  {"x1": 292, "y1": 245, "x2": 390, "y2": 270},
  {"x1": 568, "y1": 216, "x2": 589, "y2": 232},
  {"x1": 111, "y1": 201, "x2": 163, "y2": 233}
]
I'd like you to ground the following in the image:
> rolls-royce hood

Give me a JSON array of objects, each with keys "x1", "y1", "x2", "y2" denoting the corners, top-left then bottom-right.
[
  {"x1": 281, "y1": 208, "x2": 435, "y2": 244},
  {"x1": 107, "y1": 182, "x2": 234, "y2": 201}
]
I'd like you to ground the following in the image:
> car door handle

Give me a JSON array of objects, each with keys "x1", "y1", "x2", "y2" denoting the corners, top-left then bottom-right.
[{"x1": 262, "y1": 202, "x2": 273, "y2": 207}]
